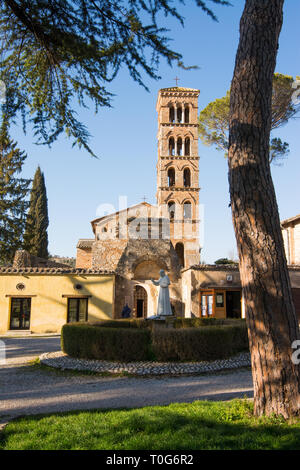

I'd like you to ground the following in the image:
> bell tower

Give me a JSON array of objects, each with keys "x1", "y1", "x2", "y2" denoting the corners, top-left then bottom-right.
[{"x1": 156, "y1": 86, "x2": 201, "y2": 267}]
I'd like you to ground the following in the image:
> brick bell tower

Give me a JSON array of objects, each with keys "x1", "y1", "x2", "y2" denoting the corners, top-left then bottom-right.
[{"x1": 156, "y1": 86, "x2": 201, "y2": 268}]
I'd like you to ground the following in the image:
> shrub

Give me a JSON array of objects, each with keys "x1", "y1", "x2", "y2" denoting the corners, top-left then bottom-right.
[
  {"x1": 61, "y1": 323, "x2": 152, "y2": 361},
  {"x1": 89, "y1": 319, "x2": 149, "y2": 329},
  {"x1": 174, "y1": 318, "x2": 246, "y2": 328},
  {"x1": 152, "y1": 324, "x2": 249, "y2": 362},
  {"x1": 61, "y1": 320, "x2": 249, "y2": 363}
]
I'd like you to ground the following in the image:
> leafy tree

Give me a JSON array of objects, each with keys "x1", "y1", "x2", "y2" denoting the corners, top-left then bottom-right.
[
  {"x1": 228, "y1": 0, "x2": 300, "y2": 418},
  {"x1": 199, "y1": 73, "x2": 299, "y2": 163},
  {"x1": 0, "y1": 0, "x2": 229, "y2": 156},
  {"x1": 23, "y1": 166, "x2": 49, "y2": 258},
  {"x1": 0, "y1": 120, "x2": 30, "y2": 264},
  {"x1": 214, "y1": 258, "x2": 237, "y2": 265},
  {"x1": 48, "y1": 255, "x2": 76, "y2": 268}
]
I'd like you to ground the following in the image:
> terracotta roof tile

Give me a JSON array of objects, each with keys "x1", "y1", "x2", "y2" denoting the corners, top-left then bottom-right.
[
  {"x1": 76, "y1": 239, "x2": 94, "y2": 249},
  {"x1": 0, "y1": 267, "x2": 115, "y2": 275},
  {"x1": 159, "y1": 87, "x2": 199, "y2": 92}
]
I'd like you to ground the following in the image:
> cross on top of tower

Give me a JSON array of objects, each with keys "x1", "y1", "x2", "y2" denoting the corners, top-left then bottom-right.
[{"x1": 174, "y1": 76, "x2": 180, "y2": 87}]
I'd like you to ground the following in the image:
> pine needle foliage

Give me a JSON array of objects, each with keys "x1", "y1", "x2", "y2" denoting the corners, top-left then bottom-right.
[
  {"x1": 23, "y1": 166, "x2": 49, "y2": 258},
  {"x1": 0, "y1": 0, "x2": 229, "y2": 156},
  {"x1": 198, "y1": 73, "x2": 300, "y2": 164}
]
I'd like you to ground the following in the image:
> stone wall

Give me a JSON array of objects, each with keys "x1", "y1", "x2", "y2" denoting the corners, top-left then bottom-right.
[
  {"x1": 112, "y1": 239, "x2": 183, "y2": 318},
  {"x1": 92, "y1": 239, "x2": 128, "y2": 270}
]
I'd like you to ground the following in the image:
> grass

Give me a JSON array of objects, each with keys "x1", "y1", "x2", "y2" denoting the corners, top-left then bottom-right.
[{"x1": 1, "y1": 399, "x2": 300, "y2": 450}]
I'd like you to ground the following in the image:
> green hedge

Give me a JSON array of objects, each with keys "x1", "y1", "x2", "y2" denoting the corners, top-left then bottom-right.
[
  {"x1": 152, "y1": 324, "x2": 249, "y2": 361},
  {"x1": 89, "y1": 319, "x2": 149, "y2": 329},
  {"x1": 61, "y1": 323, "x2": 153, "y2": 361},
  {"x1": 89, "y1": 318, "x2": 246, "y2": 330},
  {"x1": 174, "y1": 318, "x2": 246, "y2": 328},
  {"x1": 61, "y1": 322, "x2": 249, "y2": 363}
]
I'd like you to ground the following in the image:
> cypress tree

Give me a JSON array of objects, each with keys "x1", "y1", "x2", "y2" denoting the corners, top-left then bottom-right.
[
  {"x1": 0, "y1": 120, "x2": 30, "y2": 264},
  {"x1": 24, "y1": 166, "x2": 49, "y2": 258}
]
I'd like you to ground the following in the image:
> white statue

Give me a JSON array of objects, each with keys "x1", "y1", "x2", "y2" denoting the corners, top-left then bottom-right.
[{"x1": 151, "y1": 269, "x2": 173, "y2": 316}]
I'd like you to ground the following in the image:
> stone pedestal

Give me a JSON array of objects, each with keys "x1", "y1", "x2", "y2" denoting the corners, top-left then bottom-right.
[{"x1": 149, "y1": 315, "x2": 176, "y2": 330}]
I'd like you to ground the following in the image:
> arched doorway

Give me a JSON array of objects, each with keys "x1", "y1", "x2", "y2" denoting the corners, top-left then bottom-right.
[
  {"x1": 175, "y1": 242, "x2": 184, "y2": 267},
  {"x1": 134, "y1": 285, "x2": 148, "y2": 318}
]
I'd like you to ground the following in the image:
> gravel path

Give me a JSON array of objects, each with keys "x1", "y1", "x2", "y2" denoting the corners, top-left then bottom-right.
[
  {"x1": 0, "y1": 336, "x2": 253, "y2": 426},
  {"x1": 1, "y1": 336, "x2": 61, "y2": 364}
]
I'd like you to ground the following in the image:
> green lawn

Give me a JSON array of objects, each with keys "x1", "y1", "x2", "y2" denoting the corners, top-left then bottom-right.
[{"x1": 1, "y1": 399, "x2": 300, "y2": 450}]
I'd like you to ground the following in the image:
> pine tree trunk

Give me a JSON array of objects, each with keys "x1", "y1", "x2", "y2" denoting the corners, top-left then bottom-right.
[{"x1": 228, "y1": 0, "x2": 300, "y2": 417}]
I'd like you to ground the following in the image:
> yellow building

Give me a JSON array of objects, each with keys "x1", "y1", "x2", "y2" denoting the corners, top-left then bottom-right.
[{"x1": 0, "y1": 267, "x2": 115, "y2": 334}]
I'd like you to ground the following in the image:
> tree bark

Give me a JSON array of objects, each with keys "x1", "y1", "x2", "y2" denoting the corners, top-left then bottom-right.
[{"x1": 228, "y1": 0, "x2": 300, "y2": 418}]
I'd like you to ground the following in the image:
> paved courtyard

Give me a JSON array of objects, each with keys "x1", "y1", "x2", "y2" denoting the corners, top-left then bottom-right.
[{"x1": 0, "y1": 336, "x2": 253, "y2": 425}]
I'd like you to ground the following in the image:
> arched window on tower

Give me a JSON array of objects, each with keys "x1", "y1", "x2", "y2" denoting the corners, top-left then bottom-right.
[
  {"x1": 183, "y1": 201, "x2": 192, "y2": 219},
  {"x1": 168, "y1": 201, "x2": 175, "y2": 221},
  {"x1": 185, "y1": 137, "x2": 190, "y2": 156},
  {"x1": 177, "y1": 137, "x2": 183, "y2": 156},
  {"x1": 175, "y1": 242, "x2": 184, "y2": 267},
  {"x1": 169, "y1": 137, "x2": 175, "y2": 156},
  {"x1": 167, "y1": 168, "x2": 175, "y2": 187},
  {"x1": 177, "y1": 106, "x2": 182, "y2": 123},
  {"x1": 184, "y1": 106, "x2": 190, "y2": 123},
  {"x1": 183, "y1": 168, "x2": 191, "y2": 187},
  {"x1": 169, "y1": 106, "x2": 175, "y2": 123}
]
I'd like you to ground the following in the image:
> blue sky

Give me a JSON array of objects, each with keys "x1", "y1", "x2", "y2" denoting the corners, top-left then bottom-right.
[{"x1": 11, "y1": 0, "x2": 300, "y2": 263}]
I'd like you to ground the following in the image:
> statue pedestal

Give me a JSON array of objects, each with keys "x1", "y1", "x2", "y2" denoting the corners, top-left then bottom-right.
[{"x1": 149, "y1": 315, "x2": 176, "y2": 329}]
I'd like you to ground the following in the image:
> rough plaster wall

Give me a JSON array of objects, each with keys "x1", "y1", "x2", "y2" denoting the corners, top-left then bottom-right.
[
  {"x1": 289, "y1": 270, "x2": 300, "y2": 289},
  {"x1": 182, "y1": 270, "x2": 192, "y2": 317},
  {"x1": 294, "y1": 224, "x2": 300, "y2": 264},
  {"x1": 292, "y1": 288, "x2": 300, "y2": 320},
  {"x1": 282, "y1": 228, "x2": 290, "y2": 264},
  {"x1": 189, "y1": 268, "x2": 241, "y2": 318},
  {"x1": 76, "y1": 248, "x2": 92, "y2": 269}
]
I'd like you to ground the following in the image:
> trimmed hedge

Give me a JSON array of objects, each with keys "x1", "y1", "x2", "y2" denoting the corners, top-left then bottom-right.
[
  {"x1": 152, "y1": 324, "x2": 249, "y2": 361},
  {"x1": 89, "y1": 318, "x2": 246, "y2": 330},
  {"x1": 89, "y1": 319, "x2": 149, "y2": 329},
  {"x1": 61, "y1": 322, "x2": 249, "y2": 363},
  {"x1": 174, "y1": 318, "x2": 246, "y2": 328},
  {"x1": 61, "y1": 323, "x2": 153, "y2": 361}
]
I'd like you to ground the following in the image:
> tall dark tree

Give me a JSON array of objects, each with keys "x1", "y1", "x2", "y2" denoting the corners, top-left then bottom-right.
[
  {"x1": 0, "y1": 0, "x2": 229, "y2": 156},
  {"x1": 24, "y1": 166, "x2": 49, "y2": 258},
  {"x1": 0, "y1": 120, "x2": 30, "y2": 264},
  {"x1": 228, "y1": 0, "x2": 300, "y2": 418}
]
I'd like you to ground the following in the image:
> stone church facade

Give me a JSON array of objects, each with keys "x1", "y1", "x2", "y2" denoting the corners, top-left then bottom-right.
[
  {"x1": 76, "y1": 87, "x2": 201, "y2": 318},
  {"x1": 2, "y1": 86, "x2": 300, "y2": 334}
]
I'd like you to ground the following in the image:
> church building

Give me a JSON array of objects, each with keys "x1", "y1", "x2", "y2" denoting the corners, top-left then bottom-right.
[
  {"x1": 1, "y1": 86, "x2": 300, "y2": 334},
  {"x1": 76, "y1": 86, "x2": 202, "y2": 318}
]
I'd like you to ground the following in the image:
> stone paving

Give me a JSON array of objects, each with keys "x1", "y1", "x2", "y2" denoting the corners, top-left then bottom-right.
[{"x1": 40, "y1": 351, "x2": 251, "y2": 376}]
